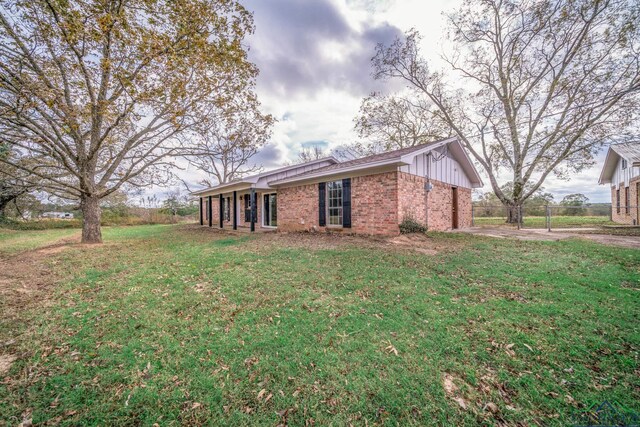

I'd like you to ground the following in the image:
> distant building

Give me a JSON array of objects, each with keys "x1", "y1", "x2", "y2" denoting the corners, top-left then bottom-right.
[
  {"x1": 598, "y1": 142, "x2": 640, "y2": 224},
  {"x1": 41, "y1": 212, "x2": 74, "y2": 219}
]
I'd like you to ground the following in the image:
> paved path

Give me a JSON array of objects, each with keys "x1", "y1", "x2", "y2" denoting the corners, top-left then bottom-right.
[{"x1": 458, "y1": 227, "x2": 640, "y2": 249}]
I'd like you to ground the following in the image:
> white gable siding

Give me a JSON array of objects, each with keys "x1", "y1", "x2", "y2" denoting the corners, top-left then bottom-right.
[
  {"x1": 611, "y1": 157, "x2": 640, "y2": 188},
  {"x1": 398, "y1": 151, "x2": 472, "y2": 188}
]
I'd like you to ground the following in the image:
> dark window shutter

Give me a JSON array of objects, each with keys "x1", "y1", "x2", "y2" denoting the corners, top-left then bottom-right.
[
  {"x1": 244, "y1": 194, "x2": 250, "y2": 222},
  {"x1": 318, "y1": 182, "x2": 326, "y2": 226},
  {"x1": 342, "y1": 178, "x2": 351, "y2": 228}
]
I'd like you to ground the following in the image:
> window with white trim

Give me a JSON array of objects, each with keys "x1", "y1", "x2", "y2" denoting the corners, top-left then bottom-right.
[{"x1": 327, "y1": 180, "x2": 343, "y2": 226}]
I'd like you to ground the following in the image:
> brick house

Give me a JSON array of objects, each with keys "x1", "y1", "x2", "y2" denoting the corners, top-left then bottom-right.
[
  {"x1": 598, "y1": 142, "x2": 640, "y2": 225},
  {"x1": 193, "y1": 137, "x2": 483, "y2": 235}
]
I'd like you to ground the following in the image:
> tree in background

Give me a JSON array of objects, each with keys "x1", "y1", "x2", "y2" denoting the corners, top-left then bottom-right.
[
  {"x1": 0, "y1": 0, "x2": 257, "y2": 242},
  {"x1": 353, "y1": 93, "x2": 450, "y2": 157},
  {"x1": 367, "y1": 0, "x2": 640, "y2": 222},
  {"x1": 297, "y1": 145, "x2": 326, "y2": 163},
  {"x1": 161, "y1": 188, "x2": 196, "y2": 220},
  {"x1": 560, "y1": 193, "x2": 589, "y2": 215},
  {"x1": 474, "y1": 183, "x2": 554, "y2": 217},
  {"x1": 184, "y1": 92, "x2": 274, "y2": 187}
]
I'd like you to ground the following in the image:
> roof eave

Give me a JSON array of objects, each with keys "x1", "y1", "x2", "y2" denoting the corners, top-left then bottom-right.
[
  {"x1": 269, "y1": 158, "x2": 407, "y2": 186},
  {"x1": 598, "y1": 148, "x2": 619, "y2": 185}
]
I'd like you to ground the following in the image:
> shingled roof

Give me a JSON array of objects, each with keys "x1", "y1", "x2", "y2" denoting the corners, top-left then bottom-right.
[{"x1": 268, "y1": 137, "x2": 483, "y2": 187}]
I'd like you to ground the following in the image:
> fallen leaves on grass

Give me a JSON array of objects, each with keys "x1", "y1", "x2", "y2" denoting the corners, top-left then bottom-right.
[
  {"x1": 384, "y1": 341, "x2": 399, "y2": 356},
  {"x1": 442, "y1": 373, "x2": 469, "y2": 410}
]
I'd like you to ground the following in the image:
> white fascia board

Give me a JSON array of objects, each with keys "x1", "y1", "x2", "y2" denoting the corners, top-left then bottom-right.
[
  {"x1": 597, "y1": 148, "x2": 618, "y2": 185},
  {"x1": 192, "y1": 181, "x2": 253, "y2": 196}
]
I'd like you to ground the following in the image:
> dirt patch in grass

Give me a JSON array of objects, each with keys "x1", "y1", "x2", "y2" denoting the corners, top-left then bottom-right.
[
  {"x1": 0, "y1": 354, "x2": 17, "y2": 375},
  {"x1": 0, "y1": 237, "x2": 84, "y2": 338}
]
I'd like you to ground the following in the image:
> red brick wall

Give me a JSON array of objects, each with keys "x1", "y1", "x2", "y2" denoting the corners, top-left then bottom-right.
[
  {"x1": 351, "y1": 172, "x2": 399, "y2": 235},
  {"x1": 277, "y1": 182, "x2": 321, "y2": 232},
  {"x1": 397, "y1": 172, "x2": 472, "y2": 231},
  {"x1": 398, "y1": 172, "x2": 427, "y2": 225},
  {"x1": 611, "y1": 178, "x2": 640, "y2": 225},
  {"x1": 277, "y1": 172, "x2": 400, "y2": 235}
]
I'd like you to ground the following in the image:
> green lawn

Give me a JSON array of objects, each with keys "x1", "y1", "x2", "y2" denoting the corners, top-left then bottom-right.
[
  {"x1": 0, "y1": 227, "x2": 79, "y2": 255},
  {"x1": 1, "y1": 225, "x2": 638, "y2": 425}
]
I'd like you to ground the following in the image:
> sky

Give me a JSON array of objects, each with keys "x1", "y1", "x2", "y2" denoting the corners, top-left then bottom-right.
[{"x1": 178, "y1": 0, "x2": 612, "y2": 203}]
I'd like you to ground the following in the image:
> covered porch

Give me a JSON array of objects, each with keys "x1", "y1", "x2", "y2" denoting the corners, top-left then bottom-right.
[{"x1": 197, "y1": 182, "x2": 278, "y2": 232}]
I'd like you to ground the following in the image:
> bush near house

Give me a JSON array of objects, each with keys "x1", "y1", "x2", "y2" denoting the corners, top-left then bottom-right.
[{"x1": 399, "y1": 216, "x2": 427, "y2": 234}]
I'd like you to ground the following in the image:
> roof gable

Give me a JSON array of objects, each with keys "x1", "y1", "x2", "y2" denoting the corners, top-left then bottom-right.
[{"x1": 598, "y1": 142, "x2": 640, "y2": 184}]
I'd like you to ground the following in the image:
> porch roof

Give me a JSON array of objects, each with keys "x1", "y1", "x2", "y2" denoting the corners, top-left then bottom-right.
[{"x1": 191, "y1": 156, "x2": 339, "y2": 196}]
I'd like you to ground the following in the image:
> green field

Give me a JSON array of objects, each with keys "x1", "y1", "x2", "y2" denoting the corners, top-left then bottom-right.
[
  {"x1": 473, "y1": 215, "x2": 614, "y2": 228},
  {"x1": 1, "y1": 225, "x2": 638, "y2": 425}
]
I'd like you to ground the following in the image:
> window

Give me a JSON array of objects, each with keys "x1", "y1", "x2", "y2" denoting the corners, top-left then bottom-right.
[
  {"x1": 622, "y1": 159, "x2": 628, "y2": 170},
  {"x1": 263, "y1": 193, "x2": 277, "y2": 227},
  {"x1": 616, "y1": 189, "x2": 621, "y2": 213},
  {"x1": 327, "y1": 180, "x2": 343, "y2": 226},
  {"x1": 625, "y1": 187, "x2": 630, "y2": 214},
  {"x1": 225, "y1": 197, "x2": 230, "y2": 221}
]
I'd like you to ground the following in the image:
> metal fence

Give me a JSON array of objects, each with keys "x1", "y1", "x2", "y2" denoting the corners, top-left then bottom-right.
[{"x1": 472, "y1": 204, "x2": 640, "y2": 230}]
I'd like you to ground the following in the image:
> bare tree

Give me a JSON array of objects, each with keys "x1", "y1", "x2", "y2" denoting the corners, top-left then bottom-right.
[
  {"x1": 297, "y1": 145, "x2": 326, "y2": 163},
  {"x1": 353, "y1": 93, "x2": 450, "y2": 156},
  {"x1": 184, "y1": 93, "x2": 274, "y2": 186},
  {"x1": 0, "y1": 0, "x2": 257, "y2": 242},
  {"x1": 370, "y1": 0, "x2": 640, "y2": 221}
]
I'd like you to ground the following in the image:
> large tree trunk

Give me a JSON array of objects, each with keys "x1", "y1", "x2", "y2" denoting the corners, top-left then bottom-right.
[
  {"x1": 0, "y1": 195, "x2": 17, "y2": 219},
  {"x1": 505, "y1": 204, "x2": 522, "y2": 225},
  {"x1": 81, "y1": 194, "x2": 102, "y2": 244}
]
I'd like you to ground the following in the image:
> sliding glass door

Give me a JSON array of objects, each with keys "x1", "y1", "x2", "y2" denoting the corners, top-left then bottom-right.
[{"x1": 263, "y1": 193, "x2": 277, "y2": 227}]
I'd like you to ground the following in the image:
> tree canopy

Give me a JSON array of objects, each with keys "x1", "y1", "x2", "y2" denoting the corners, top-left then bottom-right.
[
  {"x1": 367, "y1": 0, "x2": 640, "y2": 213},
  {"x1": 0, "y1": 0, "x2": 259, "y2": 242}
]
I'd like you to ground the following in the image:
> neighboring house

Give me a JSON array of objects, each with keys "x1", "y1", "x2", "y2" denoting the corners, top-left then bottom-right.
[
  {"x1": 192, "y1": 137, "x2": 483, "y2": 235},
  {"x1": 598, "y1": 142, "x2": 640, "y2": 225},
  {"x1": 41, "y1": 211, "x2": 74, "y2": 219}
]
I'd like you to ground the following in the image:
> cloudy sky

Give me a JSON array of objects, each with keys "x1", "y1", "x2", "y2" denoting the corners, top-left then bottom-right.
[{"x1": 181, "y1": 0, "x2": 611, "y2": 203}]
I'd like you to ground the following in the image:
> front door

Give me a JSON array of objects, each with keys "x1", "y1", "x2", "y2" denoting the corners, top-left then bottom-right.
[
  {"x1": 263, "y1": 193, "x2": 277, "y2": 227},
  {"x1": 452, "y1": 187, "x2": 459, "y2": 229}
]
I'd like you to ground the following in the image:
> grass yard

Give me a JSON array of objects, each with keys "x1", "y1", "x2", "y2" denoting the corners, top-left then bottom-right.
[
  {"x1": 0, "y1": 228, "x2": 79, "y2": 255},
  {"x1": 0, "y1": 225, "x2": 639, "y2": 426}
]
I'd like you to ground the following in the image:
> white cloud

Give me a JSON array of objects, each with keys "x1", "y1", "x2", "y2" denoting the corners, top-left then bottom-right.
[{"x1": 167, "y1": 0, "x2": 612, "y2": 204}]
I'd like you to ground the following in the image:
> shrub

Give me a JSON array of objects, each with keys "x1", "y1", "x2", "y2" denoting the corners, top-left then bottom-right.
[
  {"x1": 0, "y1": 217, "x2": 82, "y2": 230},
  {"x1": 399, "y1": 216, "x2": 427, "y2": 234}
]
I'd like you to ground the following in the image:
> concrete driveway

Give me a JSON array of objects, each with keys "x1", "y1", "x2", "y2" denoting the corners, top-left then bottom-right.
[{"x1": 458, "y1": 227, "x2": 640, "y2": 249}]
